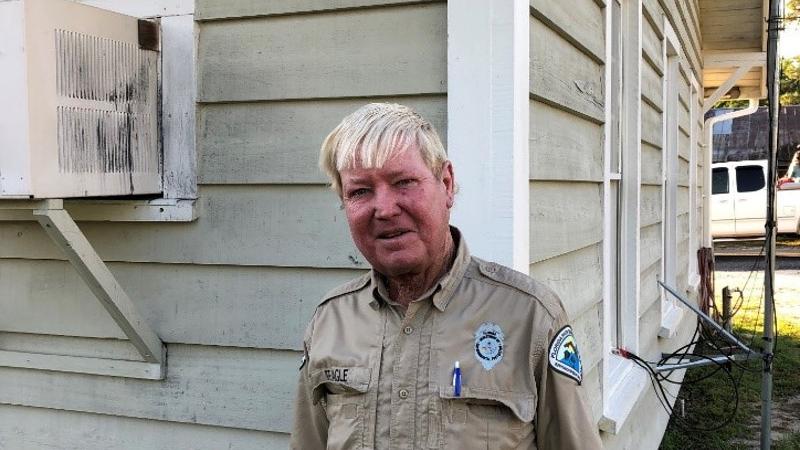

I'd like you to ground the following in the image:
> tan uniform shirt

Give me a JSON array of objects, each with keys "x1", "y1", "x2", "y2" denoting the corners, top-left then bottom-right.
[{"x1": 291, "y1": 231, "x2": 603, "y2": 450}]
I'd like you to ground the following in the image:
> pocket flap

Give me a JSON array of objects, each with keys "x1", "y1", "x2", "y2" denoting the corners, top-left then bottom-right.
[
  {"x1": 310, "y1": 367, "x2": 371, "y2": 403},
  {"x1": 438, "y1": 386, "x2": 536, "y2": 423}
]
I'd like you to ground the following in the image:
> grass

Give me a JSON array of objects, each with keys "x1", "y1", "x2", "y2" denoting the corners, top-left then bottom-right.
[{"x1": 659, "y1": 269, "x2": 800, "y2": 450}]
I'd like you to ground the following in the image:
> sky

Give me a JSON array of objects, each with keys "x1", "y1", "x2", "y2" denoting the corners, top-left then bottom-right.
[{"x1": 781, "y1": 26, "x2": 800, "y2": 57}]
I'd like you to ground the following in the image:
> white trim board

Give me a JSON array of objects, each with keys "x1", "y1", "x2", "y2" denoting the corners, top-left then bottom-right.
[
  {"x1": 447, "y1": 0, "x2": 530, "y2": 273},
  {"x1": 600, "y1": 0, "x2": 643, "y2": 433}
]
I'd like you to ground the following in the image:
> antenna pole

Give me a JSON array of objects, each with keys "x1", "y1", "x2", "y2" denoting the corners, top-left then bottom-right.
[{"x1": 761, "y1": 0, "x2": 781, "y2": 448}]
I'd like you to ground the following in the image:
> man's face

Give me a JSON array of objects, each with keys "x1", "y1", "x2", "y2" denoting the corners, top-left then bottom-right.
[{"x1": 340, "y1": 147, "x2": 455, "y2": 278}]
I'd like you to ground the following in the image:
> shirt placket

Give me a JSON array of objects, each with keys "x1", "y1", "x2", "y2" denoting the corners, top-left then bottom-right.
[{"x1": 388, "y1": 300, "x2": 427, "y2": 450}]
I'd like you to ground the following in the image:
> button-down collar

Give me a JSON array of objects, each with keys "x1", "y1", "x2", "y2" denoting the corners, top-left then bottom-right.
[{"x1": 368, "y1": 226, "x2": 471, "y2": 312}]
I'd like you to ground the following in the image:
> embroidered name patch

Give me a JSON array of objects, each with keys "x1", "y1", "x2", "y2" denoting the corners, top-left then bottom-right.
[
  {"x1": 475, "y1": 322, "x2": 504, "y2": 370},
  {"x1": 548, "y1": 325, "x2": 583, "y2": 384}
]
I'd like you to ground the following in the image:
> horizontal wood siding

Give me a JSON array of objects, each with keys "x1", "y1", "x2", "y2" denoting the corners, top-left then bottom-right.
[
  {"x1": 199, "y1": 97, "x2": 447, "y2": 185},
  {"x1": 642, "y1": 101, "x2": 664, "y2": 148},
  {"x1": 640, "y1": 223, "x2": 662, "y2": 276},
  {"x1": 641, "y1": 185, "x2": 663, "y2": 228},
  {"x1": 530, "y1": 17, "x2": 604, "y2": 123},
  {"x1": 642, "y1": 15, "x2": 664, "y2": 74},
  {"x1": 529, "y1": 101, "x2": 604, "y2": 182},
  {"x1": 530, "y1": 243, "x2": 603, "y2": 318},
  {"x1": 0, "y1": 404, "x2": 288, "y2": 450},
  {"x1": 0, "y1": 259, "x2": 362, "y2": 348},
  {"x1": 0, "y1": 186, "x2": 364, "y2": 268},
  {"x1": 0, "y1": 345, "x2": 298, "y2": 433},
  {"x1": 529, "y1": 5, "x2": 605, "y2": 427},
  {"x1": 197, "y1": 3, "x2": 447, "y2": 102},
  {"x1": 640, "y1": 260, "x2": 661, "y2": 317},
  {"x1": 641, "y1": 60, "x2": 663, "y2": 111},
  {"x1": 529, "y1": 0, "x2": 605, "y2": 62},
  {"x1": 642, "y1": 142, "x2": 663, "y2": 185},
  {"x1": 530, "y1": 181, "x2": 603, "y2": 263},
  {"x1": 196, "y1": 0, "x2": 440, "y2": 20}
]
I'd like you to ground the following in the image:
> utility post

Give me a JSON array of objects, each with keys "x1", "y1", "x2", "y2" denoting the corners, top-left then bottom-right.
[{"x1": 761, "y1": 0, "x2": 781, "y2": 448}]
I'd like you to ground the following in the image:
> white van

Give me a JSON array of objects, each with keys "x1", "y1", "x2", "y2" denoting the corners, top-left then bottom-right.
[{"x1": 711, "y1": 160, "x2": 800, "y2": 238}]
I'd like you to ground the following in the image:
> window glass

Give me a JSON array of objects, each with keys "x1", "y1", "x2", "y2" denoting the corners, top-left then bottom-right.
[
  {"x1": 712, "y1": 168, "x2": 729, "y2": 194},
  {"x1": 736, "y1": 166, "x2": 765, "y2": 193}
]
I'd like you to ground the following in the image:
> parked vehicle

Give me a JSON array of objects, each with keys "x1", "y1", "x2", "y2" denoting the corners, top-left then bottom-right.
[{"x1": 711, "y1": 160, "x2": 800, "y2": 238}]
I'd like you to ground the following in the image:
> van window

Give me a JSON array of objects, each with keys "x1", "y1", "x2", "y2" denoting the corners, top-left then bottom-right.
[
  {"x1": 736, "y1": 166, "x2": 766, "y2": 193},
  {"x1": 712, "y1": 168, "x2": 729, "y2": 194}
]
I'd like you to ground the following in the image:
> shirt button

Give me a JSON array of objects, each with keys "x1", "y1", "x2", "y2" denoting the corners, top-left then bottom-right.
[
  {"x1": 398, "y1": 389, "x2": 409, "y2": 399},
  {"x1": 403, "y1": 326, "x2": 414, "y2": 335}
]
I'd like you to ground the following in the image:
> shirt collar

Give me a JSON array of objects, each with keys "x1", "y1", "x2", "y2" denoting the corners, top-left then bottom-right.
[{"x1": 368, "y1": 226, "x2": 470, "y2": 312}]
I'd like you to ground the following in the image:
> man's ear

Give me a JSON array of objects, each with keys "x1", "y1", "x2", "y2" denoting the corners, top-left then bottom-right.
[{"x1": 441, "y1": 160, "x2": 455, "y2": 209}]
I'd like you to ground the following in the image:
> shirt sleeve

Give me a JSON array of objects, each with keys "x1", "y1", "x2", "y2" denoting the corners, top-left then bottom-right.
[
  {"x1": 289, "y1": 311, "x2": 329, "y2": 450},
  {"x1": 533, "y1": 310, "x2": 603, "y2": 450}
]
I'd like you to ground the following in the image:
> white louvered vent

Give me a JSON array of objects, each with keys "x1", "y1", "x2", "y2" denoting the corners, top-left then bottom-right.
[
  {"x1": 0, "y1": 0, "x2": 161, "y2": 198},
  {"x1": 55, "y1": 30, "x2": 159, "y2": 176}
]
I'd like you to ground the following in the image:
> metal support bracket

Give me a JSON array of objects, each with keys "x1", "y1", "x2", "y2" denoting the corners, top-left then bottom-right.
[{"x1": 0, "y1": 199, "x2": 165, "y2": 380}]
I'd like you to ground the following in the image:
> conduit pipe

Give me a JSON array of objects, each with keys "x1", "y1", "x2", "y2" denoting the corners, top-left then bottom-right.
[{"x1": 702, "y1": 99, "x2": 759, "y2": 247}]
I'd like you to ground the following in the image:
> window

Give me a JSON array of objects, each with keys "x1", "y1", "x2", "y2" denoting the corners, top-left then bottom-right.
[
  {"x1": 659, "y1": 21, "x2": 684, "y2": 338},
  {"x1": 736, "y1": 165, "x2": 765, "y2": 192},
  {"x1": 600, "y1": 0, "x2": 648, "y2": 435},
  {"x1": 662, "y1": 53, "x2": 679, "y2": 310},
  {"x1": 687, "y1": 79, "x2": 700, "y2": 287},
  {"x1": 608, "y1": 0, "x2": 623, "y2": 348},
  {"x1": 712, "y1": 168, "x2": 729, "y2": 194}
]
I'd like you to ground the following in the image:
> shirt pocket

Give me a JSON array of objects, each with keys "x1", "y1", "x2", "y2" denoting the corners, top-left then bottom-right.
[
  {"x1": 311, "y1": 367, "x2": 371, "y2": 450},
  {"x1": 430, "y1": 387, "x2": 536, "y2": 450}
]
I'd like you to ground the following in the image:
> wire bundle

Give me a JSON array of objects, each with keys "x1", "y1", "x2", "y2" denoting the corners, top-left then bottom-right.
[{"x1": 617, "y1": 239, "x2": 781, "y2": 433}]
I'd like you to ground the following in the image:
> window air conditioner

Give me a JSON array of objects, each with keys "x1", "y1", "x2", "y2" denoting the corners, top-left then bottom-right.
[{"x1": 0, "y1": 0, "x2": 161, "y2": 198}]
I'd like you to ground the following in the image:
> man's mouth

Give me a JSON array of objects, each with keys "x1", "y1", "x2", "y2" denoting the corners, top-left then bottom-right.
[{"x1": 378, "y1": 229, "x2": 411, "y2": 239}]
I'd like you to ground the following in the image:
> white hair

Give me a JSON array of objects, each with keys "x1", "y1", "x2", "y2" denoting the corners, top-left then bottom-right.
[{"x1": 319, "y1": 103, "x2": 447, "y2": 197}]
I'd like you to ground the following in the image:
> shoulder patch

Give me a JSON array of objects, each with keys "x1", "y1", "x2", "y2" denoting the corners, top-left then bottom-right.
[
  {"x1": 548, "y1": 325, "x2": 583, "y2": 384},
  {"x1": 318, "y1": 272, "x2": 371, "y2": 306}
]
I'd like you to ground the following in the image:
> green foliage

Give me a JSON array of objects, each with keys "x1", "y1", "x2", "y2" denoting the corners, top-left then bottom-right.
[{"x1": 781, "y1": 57, "x2": 800, "y2": 105}]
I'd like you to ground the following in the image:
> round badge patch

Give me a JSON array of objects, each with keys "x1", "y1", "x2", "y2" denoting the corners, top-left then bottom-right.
[
  {"x1": 548, "y1": 325, "x2": 583, "y2": 384},
  {"x1": 474, "y1": 322, "x2": 504, "y2": 370}
]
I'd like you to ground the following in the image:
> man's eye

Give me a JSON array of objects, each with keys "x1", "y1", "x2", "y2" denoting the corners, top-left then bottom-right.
[
  {"x1": 348, "y1": 188, "x2": 370, "y2": 198},
  {"x1": 396, "y1": 179, "x2": 415, "y2": 187}
]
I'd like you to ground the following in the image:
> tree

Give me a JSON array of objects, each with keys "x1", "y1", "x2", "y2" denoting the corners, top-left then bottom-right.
[{"x1": 781, "y1": 56, "x2": 800, "y2": 104}]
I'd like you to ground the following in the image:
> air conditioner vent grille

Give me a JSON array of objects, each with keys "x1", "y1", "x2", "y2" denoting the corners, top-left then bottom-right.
[
  {"x1": 55, "y1": 29, "x2": 156, "y2": 104},
  {"x1": 54, "y1": 29, "x2": 158, "y2": 176},
  {"x1": 57, "y1": 107, "x2": 158, "y2": 174}
]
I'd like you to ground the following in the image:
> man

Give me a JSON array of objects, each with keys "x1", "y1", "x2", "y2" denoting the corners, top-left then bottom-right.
[{"x1": 291, "y1": 103, "x2": 603, "y2": 449}]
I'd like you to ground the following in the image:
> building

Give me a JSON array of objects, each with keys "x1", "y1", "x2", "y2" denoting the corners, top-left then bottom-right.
[
  {"x1": 711, "y1": 105, "x2": 800, "y2": 172},
  {"x1": 0, "y1": 0, "x2": 769, "y2": 448}
]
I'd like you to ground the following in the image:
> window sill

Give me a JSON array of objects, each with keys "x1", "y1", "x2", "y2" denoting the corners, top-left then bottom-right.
[
  {"x1": 658, "y1": 304, "x2": 685, "y2": 339},
  {"x1": 0, "y1": 198, "x2": 197, "y2": 222},
  {"x1": 599, "y1": 359, "x2": 649, "y2": 434}
]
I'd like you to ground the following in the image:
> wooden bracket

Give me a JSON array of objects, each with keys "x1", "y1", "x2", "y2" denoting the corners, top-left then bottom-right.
[
  {"x1": 702, "y1": 65, "x2": 754, "y2": 114},
  {"x1": 0, "y1": 199, "x2": 166, "y2": 380}
]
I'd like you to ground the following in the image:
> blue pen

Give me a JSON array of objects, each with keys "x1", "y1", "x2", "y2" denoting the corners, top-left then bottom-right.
[{"x1": 452, "y1": 361, "x2": 461, "y2": 397}]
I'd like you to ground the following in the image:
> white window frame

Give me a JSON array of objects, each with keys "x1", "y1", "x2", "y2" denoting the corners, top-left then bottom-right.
[
  {"x1": 659, "y1": 21, "x2": 685, "y2": 338},
  {"x1": 600, "y1": 0, "x2": 647, "y2": 434},
  {"x1": 687, "y1": 74, "x2": 701, "y2": 292}
]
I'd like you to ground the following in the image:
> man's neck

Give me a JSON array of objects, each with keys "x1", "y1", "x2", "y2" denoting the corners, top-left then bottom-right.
[{"x1": 387, "y1": 233, "x2": 456, "y2": 306}]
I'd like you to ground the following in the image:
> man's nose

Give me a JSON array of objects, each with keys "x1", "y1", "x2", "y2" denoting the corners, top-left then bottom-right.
[{"x1": 373, "y1": 186, "x2": 401, "y2": 219}]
